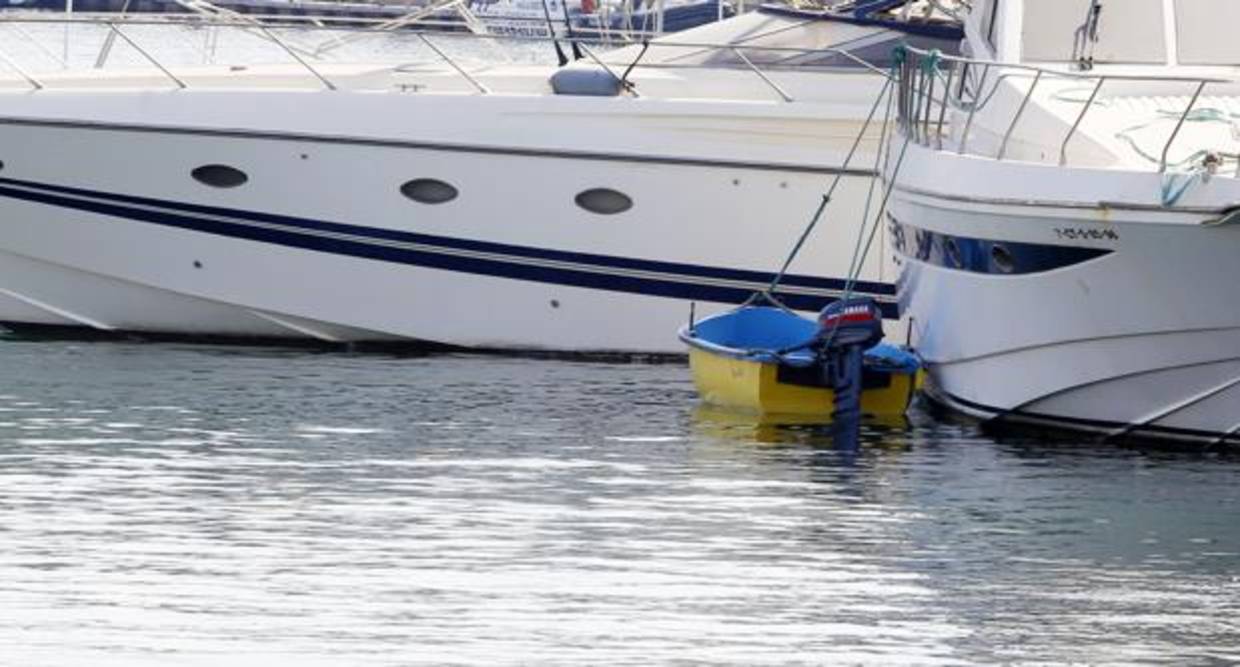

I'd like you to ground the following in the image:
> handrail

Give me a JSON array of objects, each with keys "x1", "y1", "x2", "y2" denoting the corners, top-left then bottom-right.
[
  {"x1": 0, "y1": 12, "x2": 897, "y2": 98},
  {"x1": 900, "y1": 45, "x2": 1231, "y2": 86},
  {"x1": 896, "y1": 45, "x2": 1237, "y2": 175},
  {"x1": 0, "y1": 13, "x2": 891, "y2": 77}
]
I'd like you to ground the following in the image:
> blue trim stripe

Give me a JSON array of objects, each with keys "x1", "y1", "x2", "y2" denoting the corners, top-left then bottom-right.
[
  {"x1": 888, "y1": 218, "x2": 1112, "y2": 275},
  {"x1": 0, "y1": 176, "x2": 899, "y2": 317}
]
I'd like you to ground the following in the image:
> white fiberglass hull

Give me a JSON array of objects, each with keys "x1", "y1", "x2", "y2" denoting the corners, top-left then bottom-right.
[
  {"x1": 892, "y1": 145, "x2": 1240, "y2": 443},
  {"x1": 0, "y1": 84, "x2": 895, "y2": 353}
]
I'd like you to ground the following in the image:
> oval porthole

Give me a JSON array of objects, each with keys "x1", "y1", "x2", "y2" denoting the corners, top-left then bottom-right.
[
  {"x1": 400, "y1": 178, "x2": 458, "y2": 205},
  {"x1": 575, "y1": 188, "x2": 632, "y2": 215},
  {"x1": 944, "y1": 237, "x2": 962, "y2": 268},
  {"x1": 191, "y1": 164, "x2": 248, "y2": 189},
  {"x1": 991, "y1": 243, "x2": 1016, "y2": 274}
]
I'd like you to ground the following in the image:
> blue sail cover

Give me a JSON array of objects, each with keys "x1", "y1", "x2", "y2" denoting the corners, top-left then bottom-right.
[{"x1": 759, "y1": 1, "x2": 964, "y2": 41}]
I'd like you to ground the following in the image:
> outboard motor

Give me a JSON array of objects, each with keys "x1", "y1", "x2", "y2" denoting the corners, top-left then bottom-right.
[{"x1": 815, "y1": 297, "x2": 885, "y2": 426}]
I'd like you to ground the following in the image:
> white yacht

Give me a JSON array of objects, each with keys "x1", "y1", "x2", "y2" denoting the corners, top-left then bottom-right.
[
  {"x1": 889, "y1": 0, "x2": 1240, "y2": 443},
  {"x1": 0, "y1": 3, "x2": 958, "y2": 352}
]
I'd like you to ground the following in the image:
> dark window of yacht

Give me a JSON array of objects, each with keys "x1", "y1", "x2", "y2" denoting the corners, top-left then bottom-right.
[
  {"x1": 991, "y1": 244, "x2": 1016, "y2": 274},
  {"x1": 191, "y1": 164, "x2": 248, "y2": 189},
  {"x1": 400, "y1": 178, "x2": 459, "y2": 204},
  {"x1": 575, "y1": 188, "x2": 632, "y2": 215}
]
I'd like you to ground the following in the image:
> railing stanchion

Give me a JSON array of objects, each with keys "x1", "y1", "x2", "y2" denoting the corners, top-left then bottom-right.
[
  {"x1": 1160, "y1": 80, "x2": 1207, "y2": 173},
  {"x1": 107, "y1": 23, "x2": 186, "y2": 89},
  {"x1": 934, "y1": 63, "x2": 955, "y2": 150},
  {"x1": 418, "y1": 32, "x2": 489, "y2": 94},
  {"x1": 260, "y1": 26, "x2": 336, "y2": 91},
  {"x1": 1059, "y1": 76, "x2": 1104, "y2": 166},
  {"x1": 731, "y1": 47, "x2": 792, "y2": 103},
  {"x1": 577, "y1": 42, "x2": 640, "y2": 98},
  {"x1": 922, "y1": 58, "x2": 937, "y2": 146},
  {"x1": 959, "y1": 63, "x2": 988, "y2": 155},
  {"x1": 997, "y1": 70, "x2": 1040, "y2": 161},
  {"x1": 0, "y1": 46, "x2": 43, "y2": 90}
]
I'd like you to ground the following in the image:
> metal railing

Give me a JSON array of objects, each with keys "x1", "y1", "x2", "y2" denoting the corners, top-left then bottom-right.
[
  {"x1": 894, "y1": 45, "x2": 1236, "y2": 173},
  {"x1": 0, "y1": 12, "x2": 890, "y2": 102}
]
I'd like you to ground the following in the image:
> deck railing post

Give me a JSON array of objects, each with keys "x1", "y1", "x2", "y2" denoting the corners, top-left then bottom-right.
[
  {"x1": 418, "y1": 33, "x2": 488, "y2": 94},
  {"x1": 731, "y1": 47, "x2": 792, "y2": 103},
  {"x1": 578, "y1": 42, "x2": 643, "y2": 98},
  {"x1": 922, "y1": 58, "x2": 937, "y2": 146},
  {"x1": 958, "y1": 63, "x2": 989, "y2": 155},
  {"x1": 1159, "y1": 80, "x2": 1207, "y2": 173},
  {"x1": 1059, "y1": 76, "x2": 1105, "y2": 166},
  {"x1": 107, "y1": 23, "x2": 186, "y2": 89},
  {"x1": 259, "y1": 26, "x2": 336, "y2": 91},
  {"x1": 0, "y1": 46, "x2": 43, "y2": 90},
  {"x1": 934, "y1": 63, "x2": 955, "y2": 150},
  {"x1": 996, "y1": 70, "x2": 1041, "y2": 161}
]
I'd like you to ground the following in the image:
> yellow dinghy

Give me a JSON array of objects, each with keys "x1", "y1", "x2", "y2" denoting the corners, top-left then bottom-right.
[{"x1": 679, "y1": 304, "x2": 921, "y2": 418}]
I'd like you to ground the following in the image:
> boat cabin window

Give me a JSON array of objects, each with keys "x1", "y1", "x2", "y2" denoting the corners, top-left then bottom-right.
[
  {"x1": 1175, "y1": 0, "x2": 1240, "y2": 64},
  {"x1": 1021, "y1": 0, "x2": 1166, "y2": 64}
]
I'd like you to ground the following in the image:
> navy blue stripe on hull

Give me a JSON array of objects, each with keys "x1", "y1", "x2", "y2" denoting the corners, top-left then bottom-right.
[
  {"x1": 0, "y1": 177, "x2": 899, "y2": 317},
  {"x1": 888, "y1": 217, "x2": 1112, "y2": 275}
]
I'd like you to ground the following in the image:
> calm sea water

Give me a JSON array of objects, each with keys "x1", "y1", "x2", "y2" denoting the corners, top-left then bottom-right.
[{"x1": 0, "y1": 339, "x2": 1237, "y2": 665}]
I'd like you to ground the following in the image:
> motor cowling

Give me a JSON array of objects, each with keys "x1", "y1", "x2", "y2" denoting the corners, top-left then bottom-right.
[
  {"x1": 816, "y1": 297, "x2": 884, "y2": 352},
  {"x1": 815, "y1": 297, "x2": 885, "y2": 439}
]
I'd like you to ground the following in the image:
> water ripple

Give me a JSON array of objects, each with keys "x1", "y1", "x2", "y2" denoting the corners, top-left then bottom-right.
[{"x1": 0, "y1": 342, "x2": 1236, "y2": 664}]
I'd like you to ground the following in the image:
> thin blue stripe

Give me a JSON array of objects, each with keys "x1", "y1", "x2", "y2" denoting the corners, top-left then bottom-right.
[
  {"x1": 0, "y1": 176, "x2": 896, "y2": 297},
  {"x1": 0, "y1": 178, "x2": 900, "y2": 317}
]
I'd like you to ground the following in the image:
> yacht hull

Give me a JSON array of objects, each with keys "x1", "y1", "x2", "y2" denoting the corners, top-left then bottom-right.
[
  {"x1": 892, "y1": 148, "x2": 1240, "y2": 444},
  {"x1": 0, "y1": 89, "x2": 894, "y2": 353}
]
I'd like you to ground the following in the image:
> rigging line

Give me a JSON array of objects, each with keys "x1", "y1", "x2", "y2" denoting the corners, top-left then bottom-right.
[
  {"x1": 821, "y1": 133, "x2": 912, "y2": 347},
  {"x1": 845, "y1": 67, "x2": 896, "y2": 289},
  {"x1": 756, "y1": 73, "x2": 894, "y2": 301}
]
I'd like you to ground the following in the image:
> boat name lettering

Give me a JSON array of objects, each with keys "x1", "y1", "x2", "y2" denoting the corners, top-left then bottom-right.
[{"x1": 1053, "y1": 228, "x2": 1119, "y2": 242}]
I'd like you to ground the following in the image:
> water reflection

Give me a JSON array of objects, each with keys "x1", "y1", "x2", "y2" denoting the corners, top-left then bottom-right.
[{"x1": 0, "y1": 342, "x2": 1235, "y2": 665}]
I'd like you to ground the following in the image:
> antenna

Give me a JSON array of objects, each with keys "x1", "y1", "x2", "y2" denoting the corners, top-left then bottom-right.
[
  {"x1": 540, "y1": 0, "x2": 569, "y2": 67},
  {"x1": 558, "y1": 0, "x2": 584, "y2": 61}
]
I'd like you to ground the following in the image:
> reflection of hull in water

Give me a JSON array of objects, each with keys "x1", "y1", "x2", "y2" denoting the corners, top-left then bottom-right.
[{"x1": 690, "y1": 404, "x2": 912, "y2": 446}]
